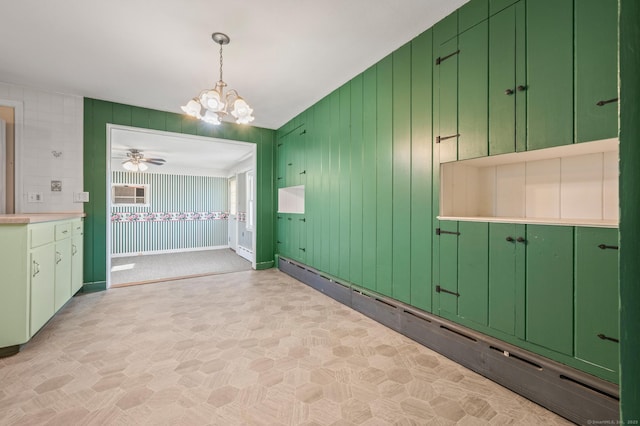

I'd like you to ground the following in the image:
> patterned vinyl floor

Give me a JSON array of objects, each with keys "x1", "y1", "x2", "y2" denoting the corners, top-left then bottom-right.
[{"x1": 0, "y1": 269, "x2": 573, "y2": 425}]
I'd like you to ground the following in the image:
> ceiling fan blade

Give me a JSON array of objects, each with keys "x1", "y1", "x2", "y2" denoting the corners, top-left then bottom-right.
[
  {"x1": 146, "y1": 158, "x2": 166, "y2": 162},
  {"x1": 144, "y1": 160, "x2": 165, "y2": 165}
]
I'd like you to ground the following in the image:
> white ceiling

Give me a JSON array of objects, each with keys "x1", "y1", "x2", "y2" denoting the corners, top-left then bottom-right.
[
  {"x1": 0, "y1": 0, "x2": 468, "y2": 131},
  {"x1": 110, "y1": 127, "x2": 254, "y2": 177}
]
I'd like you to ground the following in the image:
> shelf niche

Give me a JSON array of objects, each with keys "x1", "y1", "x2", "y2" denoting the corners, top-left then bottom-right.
[
  {"x1": 439, "y1": 139, "x2": 618, "y2": 227},
  {"x1": 278, "y1": 185, "x2": 305, "y2": 214}
]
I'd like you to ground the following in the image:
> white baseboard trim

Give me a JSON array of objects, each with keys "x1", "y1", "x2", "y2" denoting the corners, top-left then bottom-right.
[{"x1": 237, "y1": 245, "x2": 253, "y2": 262}]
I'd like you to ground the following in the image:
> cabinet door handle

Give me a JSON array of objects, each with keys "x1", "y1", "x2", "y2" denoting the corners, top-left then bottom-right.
[
  {"x1": 56, "y1": 251, "x2": 62, "y2": 264},
  {"x1": 505, "y1": 88, "x2": 514, "y2": 95},
  {"x1": 299, "y1": 248, "x2": 306, "y2": 252},
  {"x1": 598, "y1": 244, "x2": 618, "y2": 250},
  {"x1": 516, "y1": 237, "x2": 526, "y2": 243},
  {"x1": 597, "y1": 333, "x2": 619, "y2": 343},
  {"x1": 596, "y1": 97, "x2": 618, "y2": 107},
  {"x1": 62, "y1": 230, "x2": 68, "y2": 234},
  {"x1": 506, "y1": 236, "x2": 514, "y2": 242},
  {"x1": 299, "y1": 170, "x2": 306, "y2": 175},
  {"x1": 72, "y1": 244, "x2": 77, "y2": 255},
  {"x1": 32, "y1": 260, "x2": 40, "y2": 277},
  {"x1": 287, "y1": 163, "x2": 293, "y2": 166},
  {"x1": 517, "y1": 85, "x2": 527, "y2": 92}
]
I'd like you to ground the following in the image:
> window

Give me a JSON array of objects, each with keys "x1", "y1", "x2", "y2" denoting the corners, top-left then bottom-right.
[{"x1": 111, "y1": 184, "x2": 149, "y2": 206}]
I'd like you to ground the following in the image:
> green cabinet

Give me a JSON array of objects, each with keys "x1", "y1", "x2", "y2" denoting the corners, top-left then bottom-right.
[
  {"x1": 29, "y1": 242, "x2": 55, "y2": 336},
  {"x1": 575, "y1": 227, "x2": 619, "y2": 374},
  {"x1": 435, "y1": 36, "x2": 459, "y2": 163},
  {"x1": 488, "y1": 223, "x2": 525, "y2": 338},
  {"x1": 488, "y1": 0, "x2": 526, "y2": 155},
  {"x1": 276, "y1": 125, "x2": 307, "y2": 189},
  {"x1": 436, "y1": 221, "x2": 489, "y2": 326},
  {"x1": 276, "y1": 213, "x2": 307, "y2": 264},
  {"x1": 526, "y1": 225, "x2": 575, "y2": 355},
  {"x1": 71, "y1": 221, "x2": 84, "y2": 294},
  {"x1": 458, "y1": 21, "x2": 489, "y2": 160},
  {"x1": 526, "y1": 0, "x2": 574, "y2": 150},
  {"x1": 575, "y1": 0, "x2": 618, "y2": 143},
  {"x1": 0, "y1": 217, "x2": 84, "y2": 354}
]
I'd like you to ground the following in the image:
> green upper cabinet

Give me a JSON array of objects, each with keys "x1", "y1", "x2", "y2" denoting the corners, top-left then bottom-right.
[
  {"x1": 276, "y1": 135, "x2": 288, "y2": 189},
  {"x1": 459, "y1": 0, "x2": 488, "y2": 33},
  {"x1": 435, "y1": 36, "x2": 459, "y2": 163},
  {"x1": 526, "y1": 225, "x2": 574, "y2": 356},
  {"x1": 526, "y1": 0, "x2": 574, "y2": 150},
  {"x1": 458, "y1": 20, "x2": 489, "y2": 160},
  {"x1": 575, "y1": 0, "x2": 619, "y2": 143},
  {"x1": 575, "y1": 227, "x2": 619, "y2": 378},
  {"x1": 488, "y1": 0, "x2": 526, "y2": 155}
]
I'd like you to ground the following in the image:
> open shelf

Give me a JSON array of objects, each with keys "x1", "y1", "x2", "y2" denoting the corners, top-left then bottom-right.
[
  {"x1": 440, "y1": 139, "x2": 619, "y2": 227},
  {"x1": 278, "y1": 185, "x2": 305, "y2": 214}
]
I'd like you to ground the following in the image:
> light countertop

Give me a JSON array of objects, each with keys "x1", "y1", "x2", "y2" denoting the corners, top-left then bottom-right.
[{"x1": 0, "y1": 213, "x2": 86, "y2": 224}]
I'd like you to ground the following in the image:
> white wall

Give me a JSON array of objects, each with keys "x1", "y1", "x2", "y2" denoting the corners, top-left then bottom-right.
[{"x1": 0, "y1": 81, "x2": 84, "y2": 213}]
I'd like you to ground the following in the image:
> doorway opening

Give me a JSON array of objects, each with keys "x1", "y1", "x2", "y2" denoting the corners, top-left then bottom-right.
[
  {"x1": 106, "y1": 125, "x2": 257, "y2": 288},
  {"x1": 0, "y1": 103, "x2": 18, "y2": 214}
]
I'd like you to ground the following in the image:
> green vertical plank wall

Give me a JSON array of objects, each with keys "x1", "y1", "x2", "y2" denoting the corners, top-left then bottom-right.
[
  {"x1": 410, "y1": 29, "x2": 433, "y2": 312},
  {"x1": 620, "y1": 0, "x2": 640, "y2": 420},
  {"x1": 83, "y1": 99, "x2": 275, "y2": 288},
  {"x1": 361, "y1": 67, "x2": 377, "y2": 291}
]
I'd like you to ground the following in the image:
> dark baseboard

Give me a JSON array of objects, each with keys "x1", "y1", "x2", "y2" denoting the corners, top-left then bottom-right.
[
  {"x1": 278, "y1": 256, "x2": 619, "y2": 426},
  {"x1": 80, "y1": 281, "x2": 107, "y2": 293},
  {"x1": 255, "y1": 260, "x2": 275, "y2": 270}
]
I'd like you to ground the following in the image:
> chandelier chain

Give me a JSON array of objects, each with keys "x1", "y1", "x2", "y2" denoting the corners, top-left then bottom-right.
[{"x1": 219, "y1": 43, "x2": 224, "y2": 83}]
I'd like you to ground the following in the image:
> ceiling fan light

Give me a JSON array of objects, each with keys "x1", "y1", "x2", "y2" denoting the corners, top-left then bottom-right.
[
  {"x1": 137, "y1": 162, "x2": 148, "y2": 172},
  {"x1": 231, "y1": 98, "x2": 254, "y2": 124},
  {"x1": 122, "y1": 161, "x2": 137, "y2": 171}
]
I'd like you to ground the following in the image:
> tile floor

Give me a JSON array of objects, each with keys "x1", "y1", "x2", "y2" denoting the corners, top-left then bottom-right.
[{"x1": 0, "y1": 269, "x2": 573, "y2": 425}]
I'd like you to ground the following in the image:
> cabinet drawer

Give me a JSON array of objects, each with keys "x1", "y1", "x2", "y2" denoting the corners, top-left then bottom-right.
[
  {"x1": 55, "y1": 222, "x2": 72, "y2": 240},
  {"x1": 72, "y1": 220, "x2": 83, "y2": 236},
  {"x1": 30, "y1": 224, "x2": 55, "y2": 248}
]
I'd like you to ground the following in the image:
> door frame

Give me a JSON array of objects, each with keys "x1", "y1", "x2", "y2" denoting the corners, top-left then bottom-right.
[{"x1": 105, "y1": 124, "x2": 258, "y2": 288}]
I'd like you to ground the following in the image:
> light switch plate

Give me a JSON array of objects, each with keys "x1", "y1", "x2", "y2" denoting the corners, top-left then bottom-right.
[
  {"x1": 27, "y1": 192, "x2": 44, "y2": 203},
  {"x1": 73, "y1": 192, "x2": 90, "y2": 203}
]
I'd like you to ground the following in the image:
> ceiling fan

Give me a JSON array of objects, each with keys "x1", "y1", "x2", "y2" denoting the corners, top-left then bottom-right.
[{"x1": 122, "y1": 149, "x2": 166, "y2": 172}]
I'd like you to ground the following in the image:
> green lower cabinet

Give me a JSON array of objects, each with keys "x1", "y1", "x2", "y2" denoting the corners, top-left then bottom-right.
[
  {"x1": 30, "y1": 244, "x2": 56, "y2": 336},
  {"x1": 457, "y1": 222, "x2": 489, "y2": 325},
  {"x1": 488, "y1": 223, "x2": 525, "y2": 338},
  {"x1": 54, "y1": 239, "x2": 72, "y2": 312},
  {"x1": 290, "y1": 215, "x2": 307, "y2": 263},
  {"x1": 526, "y1": 225, "x2": 574, "y2": 355},
  {"x1": 436, "y1": 221, "x2": 459, "y2": 319},
  {"x1": 575, "y1": 227, "x2": 619, "y2": 373},
  {"x1": 276, "y1": 214, "x2": 288, "y2": 258}
]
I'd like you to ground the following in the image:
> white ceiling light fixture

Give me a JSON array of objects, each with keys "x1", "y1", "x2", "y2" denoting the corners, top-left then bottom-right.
[
  {"x1": 122, "y1": 149, "x2": 165, "y2": 172},
  {"x1": 182, "y1": 32, "x2": 255, "y2": 126}
]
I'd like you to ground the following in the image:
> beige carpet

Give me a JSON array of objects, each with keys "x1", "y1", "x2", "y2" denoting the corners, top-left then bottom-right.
[
  {"x1": 110, "y1": 248, "x2": 252, "y2": 286},
  {"x1": 0, "y1": 269, "x2": 572, "y2": 425}
]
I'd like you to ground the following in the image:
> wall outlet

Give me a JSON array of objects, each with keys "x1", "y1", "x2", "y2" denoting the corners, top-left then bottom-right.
[
  {"x1": 27, "y1": 192, "x2": 44, "y2": 203},
  {"x1": 51, "y1": 180, "x2": 62, "y2": 192},
  {"x1": 73, "y1": 192, "x2": 90, "y2": 203}
]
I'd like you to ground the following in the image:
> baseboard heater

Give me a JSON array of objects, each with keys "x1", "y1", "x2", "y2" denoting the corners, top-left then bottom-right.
[{"x1": 277, "y1": 256, "x2": 619, "y2": 425}]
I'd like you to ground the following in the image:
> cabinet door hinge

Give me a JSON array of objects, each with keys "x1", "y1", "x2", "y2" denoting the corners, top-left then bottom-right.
[
  {"x1": 596, "y1": 97, "x2": 618, "y2": 107},
  {"x1": 436, "y1": 285, "x2": 460, "y2": 297},
  {"x1": 435, "y1": 228, "x2": 460, "y2": 236},
  {"x1": 597, "y1": 333, "x2": 619, "y2": 343},
  {"x1": 435, "y1": 50, "x2": 460, "y2": 65},
  {"x1": 436, "y1": 134, "x2": 460, "y2": 144},
  {"x1": 598, "y1": 244, "x2": 618, "y2": 250}
]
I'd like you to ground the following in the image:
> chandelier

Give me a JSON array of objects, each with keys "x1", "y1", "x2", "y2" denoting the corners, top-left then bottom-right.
[{"x1": 181, "y1": 32, "x2": 255, "y2": 125}]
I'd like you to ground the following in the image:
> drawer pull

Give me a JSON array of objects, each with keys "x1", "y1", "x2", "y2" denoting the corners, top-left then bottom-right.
[
  {"x1": 596, "y1": 97, "x2": 618, "y2": 107},
  {"x1": 436, "y1": 285, "x2": 460, "y2": 297},
  {"x1": 598, "y1": 244, "x2": 618, "y2": 250},
  {"x1": 597, "y1": 333, "x2": 619, "y2": 343},
  {"x1": 32, "y1": 260, "x2": 40, "y2": 277}
]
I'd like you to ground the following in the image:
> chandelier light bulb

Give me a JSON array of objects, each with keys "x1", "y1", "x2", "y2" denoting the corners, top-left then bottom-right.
[
  {"x1": 181, "y1": 32, "x2": 254, "y2": 126},
  {"x1": 123, "y1": 161, "x2": 137, "y2": 171},
  {"x1": 137, "y1": 162, "x2": 148, "y2": 172}
]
